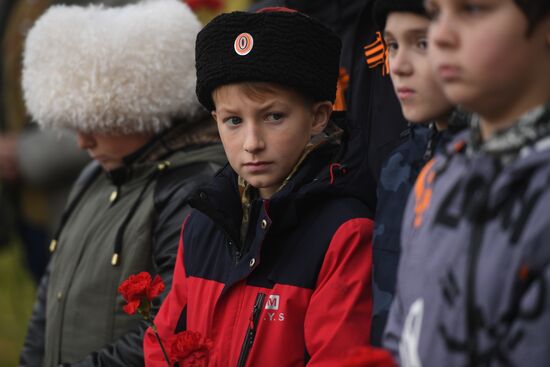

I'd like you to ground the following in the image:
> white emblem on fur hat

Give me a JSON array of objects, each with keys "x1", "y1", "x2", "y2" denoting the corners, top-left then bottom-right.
[{"x1": 22, "y1": 0, "x2": 202, "y2": 134}]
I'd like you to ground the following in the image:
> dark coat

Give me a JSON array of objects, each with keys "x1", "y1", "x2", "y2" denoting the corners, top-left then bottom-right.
[
  {"x1": 372, "y1": 116, "x2": 469, "y2": 345},
  {"x1": 20, "y1": 124, "x2": 226, "y2": 367}
]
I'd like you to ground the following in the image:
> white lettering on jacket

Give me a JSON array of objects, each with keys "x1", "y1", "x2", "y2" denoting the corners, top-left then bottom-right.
[{"x1": 400, "y1": 298, "x2": 424, "y2": 367}]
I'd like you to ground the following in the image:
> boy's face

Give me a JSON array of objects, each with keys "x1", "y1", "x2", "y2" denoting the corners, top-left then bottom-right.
[
  {"x1": 426, "y1": 0, "x2": 550, "y2": 121},
  {"x1": 212, "y1": 83, "x2": 330, "y2": 199},
  {"x1": 385, "y1": 12, "x2": 453, "y2": 123},
  {"x1": 76, "y1": 131, "x2": 152, "y2": 171}
]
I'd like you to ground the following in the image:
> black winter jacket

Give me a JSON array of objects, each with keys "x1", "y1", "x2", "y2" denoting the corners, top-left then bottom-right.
[{"x1": 20, "y1": 124, "x2": 226, "y2": 367}]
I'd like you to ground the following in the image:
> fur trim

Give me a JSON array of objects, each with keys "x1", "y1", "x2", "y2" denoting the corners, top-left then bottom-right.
[{"x1": 22, "y1": 0, "x2": 202, "y2": 134}]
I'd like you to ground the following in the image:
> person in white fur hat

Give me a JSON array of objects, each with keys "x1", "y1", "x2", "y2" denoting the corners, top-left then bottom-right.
[{"x1": 19, "y1": 1, "x2": 226, "y2": 366}]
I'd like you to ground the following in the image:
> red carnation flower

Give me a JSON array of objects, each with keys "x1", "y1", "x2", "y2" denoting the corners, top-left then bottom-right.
[
  {"x1": 185, "y1": 0, "x2": 222, "y2": 11},
  {"x1": 342, "y1": 346, "x2": 397, "y2": 367},
  {"x1": 170, "y1": 330, "x2": 213, "y2": 367},
  {"x1": 118, "y1": 272, "x2": 165, "y2": 316}
]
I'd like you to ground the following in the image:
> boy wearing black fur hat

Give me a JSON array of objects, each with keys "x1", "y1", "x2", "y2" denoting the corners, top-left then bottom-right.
[
  {"x1": 144, "y1": 8, "x2": 374, "y2": 367},
  {"x1": 384, "y1": 0, "x2": 550, "y2": 365}
]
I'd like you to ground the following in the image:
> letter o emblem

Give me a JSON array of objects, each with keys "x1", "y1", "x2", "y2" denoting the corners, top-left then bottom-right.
[{"x1": 234, "y1": 33, "x2": 254, "y2": 56}]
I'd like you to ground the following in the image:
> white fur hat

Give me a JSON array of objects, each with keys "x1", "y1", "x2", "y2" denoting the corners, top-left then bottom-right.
[{"x1": 22, "y1": 0, "x2": 202, "y2": 134}]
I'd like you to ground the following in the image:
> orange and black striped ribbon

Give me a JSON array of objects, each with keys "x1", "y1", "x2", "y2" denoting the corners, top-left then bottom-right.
[
  {"x1": 364, "y1": 31, "x2": 389, "y2": 76},
  {"x1": 333, "y1": 67, "x2": 350, "y2": 112}
]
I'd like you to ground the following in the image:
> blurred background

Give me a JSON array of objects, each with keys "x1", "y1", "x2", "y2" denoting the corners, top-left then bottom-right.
[{"x1": 0, "y1": 1, "x2": 251, "y2": 365}]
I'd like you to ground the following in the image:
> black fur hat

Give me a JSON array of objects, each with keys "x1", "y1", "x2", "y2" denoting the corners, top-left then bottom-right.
[{"x1": 195, "y1": 8, "x2": 342, "y2": 111}]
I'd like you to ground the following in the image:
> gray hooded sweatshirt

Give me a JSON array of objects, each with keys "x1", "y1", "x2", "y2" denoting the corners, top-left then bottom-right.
[{"x1": 384, "y1": 103, "x2": 550, "y2": 367}]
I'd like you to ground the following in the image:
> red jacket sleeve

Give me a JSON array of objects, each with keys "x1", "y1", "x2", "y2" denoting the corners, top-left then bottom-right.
[
  {"x1": 304, "y1": 217, "x2": 374, "y2": 366},
  {"x1": 144, "y1": 220, "x2": 189, "y2": 367}
]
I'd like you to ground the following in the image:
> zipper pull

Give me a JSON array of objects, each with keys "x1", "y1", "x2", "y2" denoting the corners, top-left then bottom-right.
[
  {"x1": 236, "y1": 292, "x2": 266, "y2": 367},
  {"x1": 251, "y1": 292, "x2": 266, "y2": 328}
]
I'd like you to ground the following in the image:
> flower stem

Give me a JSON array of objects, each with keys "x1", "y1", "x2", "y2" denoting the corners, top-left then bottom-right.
[{"x1": 150, "y1": 321, "x2": 171, "y2": 367}]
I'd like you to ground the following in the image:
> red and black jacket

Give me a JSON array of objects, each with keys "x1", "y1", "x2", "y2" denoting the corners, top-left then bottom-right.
[{"x1": 144, "y1": 143, "x2": 374, "y2": 366}]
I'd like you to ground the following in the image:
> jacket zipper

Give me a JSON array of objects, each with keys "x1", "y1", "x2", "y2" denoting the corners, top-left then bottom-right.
[{"x1": 236, "y1": 292, "x2": 266, "y2": 367}]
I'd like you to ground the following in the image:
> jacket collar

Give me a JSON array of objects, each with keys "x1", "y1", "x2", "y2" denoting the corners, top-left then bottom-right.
[
  {"x1": 468, "y1": 102, "x2": 550, "y2": 165},
  {"x1": 105, "y1": 116, "x2": 219, "y2": 185},
  {"x1": 190, "y1": 140, "x2": 345, "y2": 243}
]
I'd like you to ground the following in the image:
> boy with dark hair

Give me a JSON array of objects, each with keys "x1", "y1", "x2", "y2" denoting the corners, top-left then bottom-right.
[
  {"x1": 384, "y1": 0, "x2": 550, "y2": 365},
  {"x1": 369, "y1": 0, "x2": 469, "y2": 346},
  {"x1": 144, "y1": 7, "x2": 374, "y2": 367}
]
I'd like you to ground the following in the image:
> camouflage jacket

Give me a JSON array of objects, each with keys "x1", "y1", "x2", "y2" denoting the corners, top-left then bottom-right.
[{"x1": 371, "y1": 121, "x2": 463, "y2": 346}]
